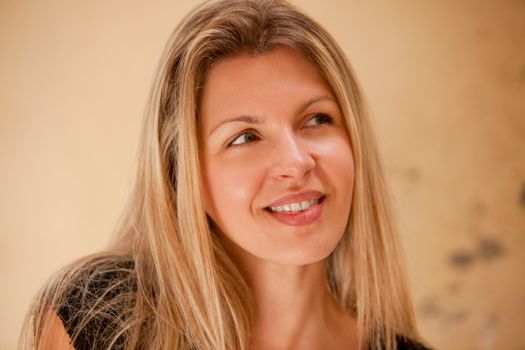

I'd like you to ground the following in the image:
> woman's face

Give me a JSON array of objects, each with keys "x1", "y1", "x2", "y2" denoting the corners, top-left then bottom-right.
[{"x1": 199, "y1": 48, "x2": 354, "y2": 266}]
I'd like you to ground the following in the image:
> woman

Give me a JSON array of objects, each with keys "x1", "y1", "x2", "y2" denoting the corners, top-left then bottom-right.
[{"x1": 20, "y1": 0, "x2": 431, "y2": 349}]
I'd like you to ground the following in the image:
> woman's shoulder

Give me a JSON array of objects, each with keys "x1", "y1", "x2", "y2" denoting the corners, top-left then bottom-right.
[{"x1": 52, "y1": 254, "x2": 137, "y2": 350}]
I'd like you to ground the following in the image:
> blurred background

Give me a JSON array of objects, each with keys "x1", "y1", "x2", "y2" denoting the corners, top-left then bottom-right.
[{"x1": 1, "y1": 0, "x2": 524, "y2": 349}]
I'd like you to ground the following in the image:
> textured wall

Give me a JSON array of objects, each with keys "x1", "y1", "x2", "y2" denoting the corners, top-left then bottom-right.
[{"x1": 1, "y1": 1, "x2": 523, "y2": 349}]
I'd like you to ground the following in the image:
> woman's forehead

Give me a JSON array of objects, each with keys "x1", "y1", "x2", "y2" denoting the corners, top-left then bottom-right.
[{"x1": 198, "y1": 48, "x2": 335, "y2": 128}]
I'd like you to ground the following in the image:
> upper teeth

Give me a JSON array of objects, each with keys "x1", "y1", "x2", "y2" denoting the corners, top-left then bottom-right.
[{"x1": 269, "y1": 198, "x2": 319, "y2": 213}]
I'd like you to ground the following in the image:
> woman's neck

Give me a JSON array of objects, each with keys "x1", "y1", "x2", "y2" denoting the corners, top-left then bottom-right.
[{"x1": 229, "y1": 248, "x2": 358, "y2": 350}]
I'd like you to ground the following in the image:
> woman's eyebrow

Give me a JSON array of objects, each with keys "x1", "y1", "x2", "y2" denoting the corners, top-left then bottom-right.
[
  {"x1": 297, "y1": 95, "x2": 335, "y2": 115},
  {"x1": 208, "y1": 94, "x2": 335, "y2": 136},
  {"x1": 208, "y1": 115, "x2": 262, "y2": 136}
]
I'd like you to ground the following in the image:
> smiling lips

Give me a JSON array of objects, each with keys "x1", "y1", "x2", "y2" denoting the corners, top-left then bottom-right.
[{"x1": 264, "y1": 191, "x2": 326, "y2": 226}]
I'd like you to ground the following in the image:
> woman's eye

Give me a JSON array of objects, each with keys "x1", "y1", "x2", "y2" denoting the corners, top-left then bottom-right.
[
  {"x1": 305, "y1": 113, "x2": 334, "y2": 127},
  {"x1": 228, "y1": 131, "x2": 259, "y2": 147}
]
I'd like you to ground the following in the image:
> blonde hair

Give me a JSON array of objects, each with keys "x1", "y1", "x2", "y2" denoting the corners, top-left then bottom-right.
[{"x1": 19, "y1": 0, "x2": 421, "y2": 349}]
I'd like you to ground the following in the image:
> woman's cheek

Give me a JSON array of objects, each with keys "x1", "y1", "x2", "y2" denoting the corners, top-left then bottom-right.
[
  {"x1": 313, "y1": 132, "x2": 353, "y2": 158},
  {"x1": 318, "y1": 135, "x2": 355, "y2": 188},
  {"x1": 212, "y1": 155, "x2": 263, "y2": 204}
]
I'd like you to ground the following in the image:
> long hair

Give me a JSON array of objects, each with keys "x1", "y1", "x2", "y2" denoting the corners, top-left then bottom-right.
[{"x1": 19, "y1": 1, "x2": 420, "y2": 349}]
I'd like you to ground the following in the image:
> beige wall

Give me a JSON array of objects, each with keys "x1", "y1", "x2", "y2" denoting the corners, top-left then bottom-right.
[{"x1": 1, "y1": 1, "x2": 523, "y2": 349}]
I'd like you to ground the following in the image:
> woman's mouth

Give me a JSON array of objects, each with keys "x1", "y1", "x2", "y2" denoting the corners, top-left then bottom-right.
[{"x1": 264, "y1": 195, "x2": 326, "y2": 226}]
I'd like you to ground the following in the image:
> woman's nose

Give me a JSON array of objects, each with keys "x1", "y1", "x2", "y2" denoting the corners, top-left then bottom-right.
[{"x1": 269, "y1": 131, "x2": 316, "y2": 180}]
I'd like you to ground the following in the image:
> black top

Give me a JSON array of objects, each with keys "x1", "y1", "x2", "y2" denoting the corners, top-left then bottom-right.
[
  {"x1": 56, "y1": 259, "x2": 136, "y2": 350},
  {"x1": 395, "y1": 336, "x2": 432, "y2": 350},
  {"x1": 56, "y1": 260, "x2": 431, "y2": 350}
]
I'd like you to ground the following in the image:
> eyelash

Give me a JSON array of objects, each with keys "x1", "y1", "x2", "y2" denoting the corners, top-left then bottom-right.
[
  {"x1": 226, "y1": 113, "x2": 334, "y2": 148},
  {"x1": 305, "y1": 113, "x2": 334, "y2": 127}
]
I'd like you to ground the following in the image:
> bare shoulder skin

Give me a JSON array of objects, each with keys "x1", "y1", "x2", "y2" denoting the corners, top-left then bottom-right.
[{"x1": 37, "y1": 310, "x2": 75, "y2": 350}]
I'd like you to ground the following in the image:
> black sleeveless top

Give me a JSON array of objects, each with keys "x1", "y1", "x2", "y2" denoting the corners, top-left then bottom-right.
[{"x1": 56, "y1": 260, "x2": 431, "y2": 350}]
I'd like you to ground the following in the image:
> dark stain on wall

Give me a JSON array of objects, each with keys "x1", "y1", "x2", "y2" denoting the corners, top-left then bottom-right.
[
  {"x1": 450, "y1": 237, "x2": 505, "y2": 270},
  {"x1": 445, "y1": 310, "x2": 469, "y2": 325},
  {"x1": 419, "y1": 297, "x2": 442, "y2": 318},
  {"x1": 418, "y1": 296, "x2": 469, "y2": 325},
  {"x1": 450, "y1": 250, "x2": 476, "y2": 268},
  {"x1": 479, "y1": 238, "x2": 504, "y2": 260}
]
